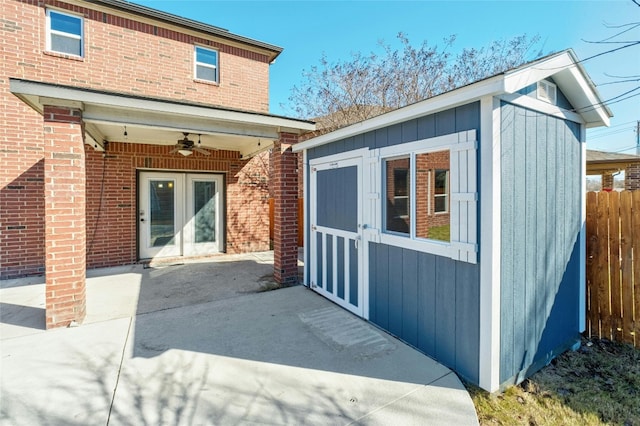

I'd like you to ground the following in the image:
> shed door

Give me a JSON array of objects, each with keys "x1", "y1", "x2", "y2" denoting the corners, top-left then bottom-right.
[{"x1": 310, "y1": 156, "x2": 363, "y2": 316}]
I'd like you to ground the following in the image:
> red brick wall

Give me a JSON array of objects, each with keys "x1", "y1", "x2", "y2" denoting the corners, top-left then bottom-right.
[
  {"x1": 1, "y1": 0, "x2": 273, "y2": 277},
  {"x1": 2, "y1": 0, "x2": 271, "y2": 112},
  {"x1": 84, "y1": 142, "x2": 270, "y2": 270},
  {"x1": 625, "y1": 164, "x2": 640, "y2": 191},
  {"x1": 272, "y1": 133, "x2": 299, "y2": 285},
  {"x1": 42, "y1": 104, "x2": 86, "y2": 328}
]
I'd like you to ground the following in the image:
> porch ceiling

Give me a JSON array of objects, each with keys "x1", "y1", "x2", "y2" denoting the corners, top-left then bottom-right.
[{"x1": 10, "y1": 78, "x2": 315, "y2": 159}]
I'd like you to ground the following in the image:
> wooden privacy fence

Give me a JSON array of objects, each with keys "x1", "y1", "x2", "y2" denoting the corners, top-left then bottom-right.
[
  {"x1": 268, "y1": 198, "x2": 304, "y2": 247},
  {"x1": 586, "y1": 190, "x2": 640, "y2": 347}
]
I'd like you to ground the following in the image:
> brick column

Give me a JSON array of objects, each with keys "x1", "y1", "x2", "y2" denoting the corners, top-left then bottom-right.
[
  {"x1": 625, "y1": 164, "x2": 640, "y2": 190},
  {"x1": 43, "y1": 105, "x2": 86, "y2": 329},
  {"x1": 602, "y1": 172, "x2": 614, "y2": 191},
  {"x1": 273, "y1": 132, "x2": 299, "y2": 285}
]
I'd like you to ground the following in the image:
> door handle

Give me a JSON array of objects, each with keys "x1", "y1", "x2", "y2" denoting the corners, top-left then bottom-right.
[{"x1": 354, "y1": 235, "x2": 361, "y2": 249}]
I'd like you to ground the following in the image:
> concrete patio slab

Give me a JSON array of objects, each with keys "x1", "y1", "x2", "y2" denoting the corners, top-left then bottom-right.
[{"x1": 1, "y1": 253, "x2": 478, "y2": 425}]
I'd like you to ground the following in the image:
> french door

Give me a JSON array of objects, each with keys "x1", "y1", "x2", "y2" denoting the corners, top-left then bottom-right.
[{"x1": 139, "y1": 172, "x2": 223, "y2": 259}]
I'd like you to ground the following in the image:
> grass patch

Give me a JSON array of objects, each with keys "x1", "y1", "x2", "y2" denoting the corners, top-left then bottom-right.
[
  {"x1": 428, "y1": 224, "x2": 450, "y2": 241},
  {"x1": 469, "y1": 338, "x2": 640, "y2": 425}
]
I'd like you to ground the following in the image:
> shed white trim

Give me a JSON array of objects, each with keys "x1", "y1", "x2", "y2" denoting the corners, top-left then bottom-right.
[
  {"x1": 479, "y1": 96, "x2": 502, "y2": 392},
  {"x1": 293, "y1": 49, "x2": 611, "y2": 153}
]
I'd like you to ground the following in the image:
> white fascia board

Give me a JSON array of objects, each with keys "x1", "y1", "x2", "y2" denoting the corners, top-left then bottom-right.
[
  {"x1": 555, "y1": 66, "x2": 611, "y2": 128},
  {"x1": 503, "y1": 51, "x2": 574, "y2": 94},
  {"x1": 82, "y1": 104, "x2": 281, "y2": 140},
  {"x1": 503, "y1": 50, "x2": 611, "y2": 128},
  {"x1": 292, "y1": 76, "x2": 505, "y2": 153},
  {"x1": 10, "y1": 78, "x2": 315, "y2": 134},
  {"x1": 478, "y1": 95, "x2": 502, "y2": 392}
]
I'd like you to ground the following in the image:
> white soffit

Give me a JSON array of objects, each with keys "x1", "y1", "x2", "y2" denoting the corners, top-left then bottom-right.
[{"x1": 9, "y1": 79, "x2": 316, "y2": 136}]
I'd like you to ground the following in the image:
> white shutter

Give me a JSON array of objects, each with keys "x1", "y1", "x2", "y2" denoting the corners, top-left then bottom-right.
[{"x1": 449, "y1": 130, "x2": 478, "y2": 264}]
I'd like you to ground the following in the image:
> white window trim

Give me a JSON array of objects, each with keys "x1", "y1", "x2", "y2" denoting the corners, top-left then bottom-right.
[
  {"x1": 433, "y1": 169, "x2": 449, "y2": 214},
  {"x1": 194, "y1": 45, "x2": 219, "y2": 83},
  {"x1": 46, "y1": 9, "x2": 84, "y2": 57},
  {"x1": 375, "y1": 130, "x2": 478, "y2": 263}
]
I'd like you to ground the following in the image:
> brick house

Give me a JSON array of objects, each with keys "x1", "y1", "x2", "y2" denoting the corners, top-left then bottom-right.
[
  {"x1": 586, "y1": 149, "x2": 640, "y2": 191},
  {"x1": 1, "y1": 0, "x2": 314, "y2": 328}
]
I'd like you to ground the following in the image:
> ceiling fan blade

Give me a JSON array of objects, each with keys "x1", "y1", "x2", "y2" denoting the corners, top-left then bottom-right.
[
  {"x1": 169, "y1": 146, "x2": 181, "y2": 154},
  {"x1": 193, "y1": 147, "x2": 211, "y2": 156}
]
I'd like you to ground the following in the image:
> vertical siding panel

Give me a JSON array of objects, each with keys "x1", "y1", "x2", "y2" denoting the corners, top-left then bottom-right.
[
  {"x1": 354, "y1": 134, "x2": 365, "y2": 150},
  {"x1": 543, "y1": 113, "x2": 558, "y2": 354},
  {"x1": 455, "y1": 102, "x2": 481, "y2": 132},
  {"x1": 388, "y1": 245, "x2": 404, "y2": 336},
  {"x1": 435, "y1": 257, "x2": 456, "y2": 367},
  {"x1": 417, "y1": 252, "x2": 437, "y2": 355},
  {"x1": 401, "y1": 119, "x2": 418, "y2": 143},
  {"x1": 417, "y1": 114, "x2": 436, "y2": 140},
  {"x1": 369, "y1": 243, "x2": 378, "y2": 323},
  {"x1": 456, "y1": 263, "x2": 480, "y2": 384},
  {"x1": 375, "y1": 243, "x2": 389, "y2": 329},
  {"x1": 375, "y1": 128, "x2": 388, "y2": 149},
  {"x1": 500, "y1": 102, "x2": 515, "y2": 382},
  {"x1": 364, "y1": 131, "x2": 375, "y2": 150},
  {"x1": 535, "y1": 113, "x2": 548, "y2": 354},
  {"x1": 402, "y1": 249, "x2": 419, "y2": 347},
  {"x1": 524, "y1": 109, "x2": 538, "y2": 368},
  {"x1": 388, "y1": 123, "x2": 403, "y2": 147},
  {"x1": 435, "y1": 109, "x2": 456, "y2": 136},
  {"x1": 512, "y1": 105, "x2": 527, "y2": 376}
]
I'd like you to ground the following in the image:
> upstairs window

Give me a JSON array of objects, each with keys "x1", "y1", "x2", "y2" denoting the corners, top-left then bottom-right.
[
  {"x1": 433, "y1": 169, "x2": 449, "y2": 214},
  {"x1": 46, "y1": 9, "x2": 83, "y2": 57},
  {"x1": 195, "y1": 46, "x2": 219, "y2": 83}
]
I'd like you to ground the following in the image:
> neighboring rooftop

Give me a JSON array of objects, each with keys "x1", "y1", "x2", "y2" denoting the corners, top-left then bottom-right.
[{"x1": 587, "y1": 149, "x2": 640, "y2": 164}]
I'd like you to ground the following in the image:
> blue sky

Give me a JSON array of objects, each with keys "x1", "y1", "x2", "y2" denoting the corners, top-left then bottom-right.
[{"x1": 136, "y1": 1, "x2": 639, "y2": 154}]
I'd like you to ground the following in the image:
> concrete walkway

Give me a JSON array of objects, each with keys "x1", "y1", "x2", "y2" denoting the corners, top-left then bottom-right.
[{"x1": 0, "y1": 252, "x2": 478, "y2": 425}]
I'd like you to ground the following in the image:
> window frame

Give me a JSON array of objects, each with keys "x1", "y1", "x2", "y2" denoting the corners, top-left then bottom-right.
[
  {"x1": 194, "y1": 45, "x2": 219, "y2": 84},
  {"x1": 433, "y1": 169, "x2": 449, "y2": 214},
  {"x1": 46, "y1": 9, "x2": 84, "y2": 57},
  {"x1": 374, "y1": 130, "x2": 478, "y2": 264}
]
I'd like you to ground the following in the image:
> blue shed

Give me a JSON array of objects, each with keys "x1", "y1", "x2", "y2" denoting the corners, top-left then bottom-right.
[{"x1": 293, "y1": 50, "x2": 612, "y2": 392}]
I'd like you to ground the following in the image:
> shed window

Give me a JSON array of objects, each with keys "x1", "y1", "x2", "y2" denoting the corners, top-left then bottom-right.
[
  {"x1": 377, "y1": 130, "x2": 478, "y2": 263},
  {"x1": 195, "y1": 46, "x2": 219, "y2": 83},
  {"x1": 385, "y1": 158, "x2": 410, "y2": 234},
  {"x1": 46, "y1": 9, "x2": 83, "y2": 57}
]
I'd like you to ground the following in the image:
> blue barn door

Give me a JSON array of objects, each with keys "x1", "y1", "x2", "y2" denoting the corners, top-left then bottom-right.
[{"x1": 309, "y1": 155, "x2": 363, "y2": 316}]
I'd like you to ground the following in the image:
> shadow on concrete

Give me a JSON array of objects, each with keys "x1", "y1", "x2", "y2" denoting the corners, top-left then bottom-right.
[
  {"x1": 0, "y1": 253, "x2": 476, "y2": 425},
  {"x1": 0, "y1": 303, "x2": 45, "y2": 330}
]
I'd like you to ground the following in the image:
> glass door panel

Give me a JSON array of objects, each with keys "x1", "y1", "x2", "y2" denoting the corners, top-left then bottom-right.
[
  {"x1": 150, "y1": 180, "x2": 176, "y2": 247},
  {"x1": 139, "y1": 173, "x2": 182, "y2": 259},
  {"x1": 193, "y1": 180, "x2": 216, "y2": 243},
  {"x1": 184, "y1": 174, "x2": 222, "y2": 256}
]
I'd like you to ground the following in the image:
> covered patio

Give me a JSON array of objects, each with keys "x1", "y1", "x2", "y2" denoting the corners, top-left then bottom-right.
[{"x1": 9, "y1": 78, "x2": 314, "y2": 329}]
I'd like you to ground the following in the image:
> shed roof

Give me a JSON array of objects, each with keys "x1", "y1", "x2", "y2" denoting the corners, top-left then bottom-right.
[{"x1": 293, "y1": 49, "x2": 612, "y2": 153}]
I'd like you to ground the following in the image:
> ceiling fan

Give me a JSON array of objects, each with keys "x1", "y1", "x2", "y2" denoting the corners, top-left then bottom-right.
[{"x1": 170, "y1": 133, "x2": 211, "y2": 156}]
